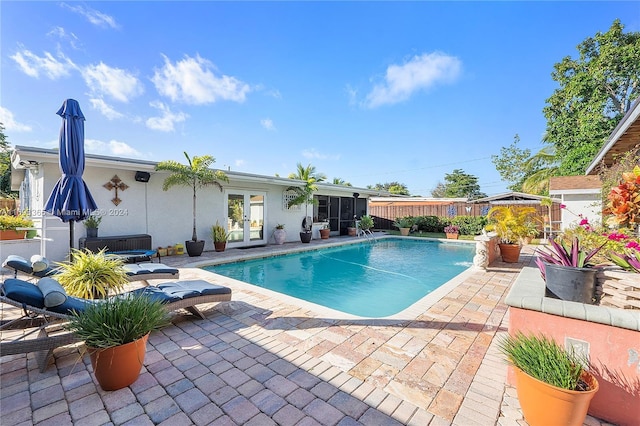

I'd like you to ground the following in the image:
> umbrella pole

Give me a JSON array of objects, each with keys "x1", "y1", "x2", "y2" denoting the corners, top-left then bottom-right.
[{"x1": 69, "y1": 220, "x2": 75, "y2": 261}]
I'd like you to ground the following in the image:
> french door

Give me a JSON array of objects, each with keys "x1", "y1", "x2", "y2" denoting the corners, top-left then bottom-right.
[{"x1": 225, "y1": 191, "x2": 266, "y2": 247}]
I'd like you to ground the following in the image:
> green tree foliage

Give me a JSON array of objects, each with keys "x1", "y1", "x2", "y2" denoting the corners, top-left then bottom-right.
[
  {"x1": 430, "y1": 182, "x2": 446, "y2": 198},
  {"x1": 331, "y1": 177, "x2": 351, "y2": 186},
  {"x1": 288, "y1": 163, "x2": 326, "y2": 182},
  {"x1": 543, "y1": 19, "x2": 640, "y2": 175},
  {"x1": 367, "y1": 182, "x2": 410, "y2": 195},
  {"x1": 521, "y1": 146, "x2": 560, "y2": 195},
  {"x1": 491, "y1": 134, "x2": 532, "y2": 192},
  {"x1": 438, "y1": 169, "x2": 487, "y2": 200},
  {"x1": 0, "y1": 123, "x2": 15, "y2": 198},
  {"x1": 287, "y1": 163, "x2": 324, "y2": 229}
]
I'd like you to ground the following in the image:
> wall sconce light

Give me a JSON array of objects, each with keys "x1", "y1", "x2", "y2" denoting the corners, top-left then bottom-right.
[{"x1": 19, "y1": 160, "x2": 40, "y2": 175}]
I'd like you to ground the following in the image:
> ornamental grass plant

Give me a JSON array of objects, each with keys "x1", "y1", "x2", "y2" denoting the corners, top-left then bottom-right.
[
  {"x1": 66, "y1": 293, "x2": 171, "y2": 349},
  {"x1": 498, "y1": 332, "x2": 587, "y2": 391},
  {"x1": 55, "y1": 248, "x2": 129, "y2": 299}
]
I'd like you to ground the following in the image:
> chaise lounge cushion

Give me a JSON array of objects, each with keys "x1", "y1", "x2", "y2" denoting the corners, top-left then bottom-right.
[
  {"x1": 123, "y1": 263, "x2": 179, "y2": 276},
  {"x1": 37, "y1": 277, "x2": 67, "y2": 307},
  {"x1": 2, "y1": 255, "x2": 57, "y2": 278},
  {"x1": 30, "y1": 255, "x2": 50, "y2": 273},
  {"x1": 157, "y1": 280, "x2": 232, "y2": 298}
]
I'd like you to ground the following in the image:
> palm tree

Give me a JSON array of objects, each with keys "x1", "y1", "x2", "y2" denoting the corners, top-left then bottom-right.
[
  {"x1": 332, "y1": 177, "x2": 352, "y2": 186},
  {"x1": 155, "y1": 152, "x2": 228, "y2": 249},
  {"x1": 521, "y1": 146, "x2": 560, "y2": 195},
  {"x1": 286, "y1": 163, "x2": 325, "y2": 239}
]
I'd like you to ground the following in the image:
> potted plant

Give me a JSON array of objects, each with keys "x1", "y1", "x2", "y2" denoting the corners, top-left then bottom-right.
[
  {"x1": 211, "y1": 221, "x2": 229, "y2": 252},
  {"x1": 273, "y1": 224, "x2": 286, "y2": 245},
  {"x1": 286, "y1": 163, "x2": 324, "y2": 244},
  {"x1": 155, "y1": 152, "x2": 229, "y2": 257},
  {"x1": 83, "y1": 214, "x2": 101, "y2": 238},
  {"x1": 359, "y1": 215, "x2": 374, "y2": 234},
  {"x1": 393, "y1": 217, "x2": 414, "y2": 236},
  {"x1": 444, "y1": 224, "x2": 460, "y2": 239},
  {"x1": 535, "y1": 237, "x2": 604, "y2": 304},
  {"x1": 55, "y1": 248, "x2": 129, "y2": 299},
  {"x1": 498, "y1": 332, "x2": 599, "y2": 426},
  {"x1": 0, "y1": 212, "x2": 33, "y2": 240},
  {"x1": 318, "y1": 221, "x2": 331, "y2": 239},
  {"x1": 66, "y1": 293, "x2": 171, "y2": 391},
  {"x1": 486, "y1": 206, "x2": 536, "y2": 263}
]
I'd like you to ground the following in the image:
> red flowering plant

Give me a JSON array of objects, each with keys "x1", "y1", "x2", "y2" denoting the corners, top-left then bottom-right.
[{"x1": 603, "y1": 165, "x2": 640, "y2": 230}]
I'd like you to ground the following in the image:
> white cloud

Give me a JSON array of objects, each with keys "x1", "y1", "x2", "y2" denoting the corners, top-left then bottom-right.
[
  {"x1": 61, "y1": 3, "x2": 119, "y2": 29},
  {"x1": 84, "y1": 138, "x2": 143, "y2": 158},
  {"x1": 234, "y1": 159, "x2": 246, "y2": 168},
  {"x1": 48, "y1": 26, "x2": 81, "y2": 50},
  {"x1": 260, "y1": 118, "x2": 276, "y2": 131},
  {"x1": 10, "y1": 47, "x2": 75, "y2": 79},
  {"x1": 302, "y1": 148, "x2": 340, "y2": 161},
  {"x1": 145, "y1": 101, "x2": 188, "y2": 132},
  {"x1": 364, "y1": 52, "x2": 462, "y2": 108},
  {"x1": 152, "y1": 54, "x2": 250, "y2": 105},
  {"x1": 89, "y1": 98, "x2": 124, "y2": 120},
  {"x1": 83, "y1": 62, "x2": 143, "y2": 102},
  {"x1": 0, "y1": 107, "x2": 32, "y2": 132}
]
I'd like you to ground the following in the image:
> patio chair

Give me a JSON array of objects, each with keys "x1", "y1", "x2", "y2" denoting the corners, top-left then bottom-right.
[
  {"x1": 2, "y1": 255, "x2": 180, "y2": 284},
  {"x1": 0, "y1": 277, "x2": 232, "y2": 371}
]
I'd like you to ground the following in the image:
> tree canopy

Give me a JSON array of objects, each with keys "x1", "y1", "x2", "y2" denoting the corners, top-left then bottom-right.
[
  {"x1": 491, "y1": 135, "x2": 535, "y2": 192},
  {"x1": 432, "y1": 169, "x2": 487, "y2": 200},
  {"x1": 367, "y1": 182, "x2": 410, "y2": 195},
  {"x1": 0, "y1": 123, "x2": 15, "y2": 198},
  {"x1": 543, "y1": 19, "x2": 640, "y2": 175}
]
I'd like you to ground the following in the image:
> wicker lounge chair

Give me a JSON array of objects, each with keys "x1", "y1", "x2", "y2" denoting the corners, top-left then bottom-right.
[
  {"x1": 2, "y1": 255, "x2": 179, "y2": 284},
  {"x1": 0, "y1": 278, "x2": 232, "y2": 371}
]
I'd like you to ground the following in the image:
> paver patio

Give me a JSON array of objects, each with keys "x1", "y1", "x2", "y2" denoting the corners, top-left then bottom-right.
[{"x1": 0, "y1": 236, "x2": 611, "y2": 425}]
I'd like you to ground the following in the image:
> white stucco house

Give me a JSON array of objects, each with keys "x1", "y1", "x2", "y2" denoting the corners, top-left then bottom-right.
[{"x1": 7, "y1": 145, "x2": 381, "y2": 262}]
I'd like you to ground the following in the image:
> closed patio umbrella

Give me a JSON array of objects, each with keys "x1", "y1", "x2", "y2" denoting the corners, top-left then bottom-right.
[{"x1": 44, "y1": 99, "x2": 98, "y2": 259}]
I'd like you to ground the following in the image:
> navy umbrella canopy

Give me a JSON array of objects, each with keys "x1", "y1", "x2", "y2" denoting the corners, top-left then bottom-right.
[{"x1": 44, "y1": 99, "x2": 98, "y2": 257}]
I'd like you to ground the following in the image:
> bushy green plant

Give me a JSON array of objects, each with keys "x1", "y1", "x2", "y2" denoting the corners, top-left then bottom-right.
[
  {"x1": 414, "y1": 216, "x2": 440, "y2": 232},
  {"x1": 211, "y1": 221, "x2": 230, "y2": 243},
  {"x1": 0, "y1": 212, "x2": 33, "y2": 230},
  {"x1": 83, "y1": 214, "x2": 102, "y2": 229},
  {"x1": 359, "y1": 215, "x2": 374, "y2": 231},
  {"x1": 561, "y1": 224, "x2": 636, "y2": 265},
  {"x1": 449, "y1": 215, "x2": 488, "y2": 235},
  {"x1": 66, "y1": 293, "x2": 170, "y2": 348},
  {"x1": 393, "y1": 216, "x2": 415, "y2": 229},
  {"x1": 498, "y1": 332, "x2": 586, "y2": 391},
  {"x1": 55, "y1": 249, "x2": 129, "y2": 299}
]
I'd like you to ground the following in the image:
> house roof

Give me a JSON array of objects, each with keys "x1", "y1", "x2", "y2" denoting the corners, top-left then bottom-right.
[
  {"x1": 10, "y1": 145, "x2": 382, "y2": 196},
  {"x1": 471, "y1": 192, "x2": 549, "y2": 204},
  {"x1": 369, "y1": 197, "x2": 467, "y2": 206},
  {"x1": 585, "y1": 98, "x2": 640, "y2": 175},
  {"x1": 549, "y1": 175, "x2": 602, "y2": 191}
]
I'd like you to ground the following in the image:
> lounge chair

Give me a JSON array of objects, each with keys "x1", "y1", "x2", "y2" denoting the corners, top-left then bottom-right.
[
  {"x1": 2, "y1": 255, "x2": 180, "y2": 284},
  {"x1": 0, "y1": 277, "x2": 232, "y2": 371}
]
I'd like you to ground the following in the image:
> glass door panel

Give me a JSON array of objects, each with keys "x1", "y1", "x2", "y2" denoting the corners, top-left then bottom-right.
[
  {"x1": 227, "y1": 194, "x2": 244, "y2": 243},
  {"x1": 249, "y1": 195, "x2": 264, "y2": 242},
  {"x1": 226, "y1": 191, "x2": 267, "y2": 247}
]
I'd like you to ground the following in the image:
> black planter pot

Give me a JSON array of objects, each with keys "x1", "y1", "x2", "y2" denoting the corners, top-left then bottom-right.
[
  {"x1": 86, "y1": 228, "x2": 98, "y2": 238},
  {"x1": 300, "y1": 231, "x2": 312, "y2": 243},
  {"x1": 185, "y1": 240, "x2": 205, "y2": 257},
  {"x1": 544, "y1": 263, "x2": 598, "y2": 304}
]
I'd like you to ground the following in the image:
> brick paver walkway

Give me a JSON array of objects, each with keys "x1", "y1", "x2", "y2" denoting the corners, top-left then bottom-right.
[{"x1": 1, "y1": 236, "x2": 610, "y2": 425}]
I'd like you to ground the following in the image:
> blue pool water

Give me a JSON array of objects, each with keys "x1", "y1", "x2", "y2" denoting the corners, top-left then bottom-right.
[{"x1": 205, "y1": 239, "x2": 475, "y2": 317}]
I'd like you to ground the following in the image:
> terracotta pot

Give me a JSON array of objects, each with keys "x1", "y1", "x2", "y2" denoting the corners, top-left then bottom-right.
[
  {"x1": 0, "y1": 230, "x2": 26, "y2": 240},
  {"x1": 399, "y1": 227, "x2": 410, "y2": 236},
  {"x1": 446, "y1": 233, "x2": 459, "y2": 240},
  {"x1": 89, "y1": 333, "x2": 149, "y2": 391},
  {"x1": 499, "y1": 243, "x2": 522, "y2": 263},
  {"x1": 514, "y1": 367, "x2": 598, "y2": 426},
  {"x1": 319, "y1": 228, "x2": 330, "y2": 239},
  {"x1": 214, "y1": 241, "x2": 227, "y2": 252},
  {"x1": 348, "y1": 227, "x2": 357, "y2": 237}
]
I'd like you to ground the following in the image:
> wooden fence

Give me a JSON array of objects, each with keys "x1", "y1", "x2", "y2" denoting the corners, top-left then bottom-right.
[{"x1": 370, "y1": 201, "x2": 562, "y2": 232}]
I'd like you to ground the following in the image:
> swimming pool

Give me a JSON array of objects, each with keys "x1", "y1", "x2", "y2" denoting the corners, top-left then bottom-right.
[{"x1": 205, "y1": 238, "x2": 475, "y2": 317}]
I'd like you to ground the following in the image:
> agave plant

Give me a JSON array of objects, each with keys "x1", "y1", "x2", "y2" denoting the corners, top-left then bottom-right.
[{"x1": 535, "y1": 237, "x2": 604, "y2": 280}]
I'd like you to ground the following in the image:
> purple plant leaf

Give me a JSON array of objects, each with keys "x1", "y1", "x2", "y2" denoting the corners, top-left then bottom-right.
[
  {"x1": 549, "y1": 238, "x2": 571, "y2": 266},
  {"x1": 571, "y1": 237, "x2": 579, "y2": 267},
  {"x1": 535, "y1": 257, "x2": 547, "y2": 280}
]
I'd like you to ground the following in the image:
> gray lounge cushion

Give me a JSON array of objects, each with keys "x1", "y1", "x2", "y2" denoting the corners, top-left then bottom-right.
[
  {"x1": 30, "y1": 255, "x2": 50, "y2": 272},
  {"x1": 37, "y1": 277, "x2": 67, "y2": 307}
]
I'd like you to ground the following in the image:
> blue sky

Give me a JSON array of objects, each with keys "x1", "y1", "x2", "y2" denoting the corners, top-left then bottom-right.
[{"x1": 2, "y1": 1, "x2": 638, "y2": 196}]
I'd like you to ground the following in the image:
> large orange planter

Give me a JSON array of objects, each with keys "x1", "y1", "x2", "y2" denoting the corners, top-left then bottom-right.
[
  {"x1": 0, "y1": 229, "x2": 26, "y2": 240},
  {"x1": 514, "y1": 367, "x2": 599, "y2": 426},
  {"x1": 89, "y1": 333, "x2": 149, "y2": 391},
  {"x1": 499, "y1": 243, "x2": 522, "y2": 263}
]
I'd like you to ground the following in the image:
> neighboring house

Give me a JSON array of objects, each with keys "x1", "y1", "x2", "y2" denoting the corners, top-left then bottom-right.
[
  {"x1": 548, "y1": 176, "x2": 602, "y2": 230},
  {"x1": 547, "y1": 99, "x2": 640, "y2": 230},
  {"x1": 9, "y1": 145, "x2": 380, "y2": 261}
]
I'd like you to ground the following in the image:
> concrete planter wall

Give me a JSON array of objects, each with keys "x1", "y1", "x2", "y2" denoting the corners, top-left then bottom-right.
[{"x1": 505, "y1": 267, "x2": 640, "y2": 426}]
